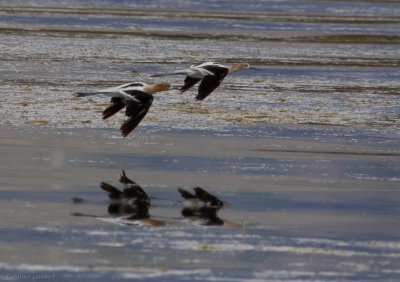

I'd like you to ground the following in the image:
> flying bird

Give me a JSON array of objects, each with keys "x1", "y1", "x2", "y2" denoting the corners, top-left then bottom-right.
[
  {"x1": 75, "y1": 82, "x2": 172, "y2": 137},
  {"x1": 151, "y1": 62, "x2": 255, "y2": 101}
]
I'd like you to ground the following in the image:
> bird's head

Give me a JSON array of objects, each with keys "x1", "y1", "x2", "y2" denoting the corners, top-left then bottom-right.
[
  {"x1": 242, "y1": 63, "x2": 258, "y2": 70},
  {"x1": 229, "y1": 62, "x2": 257, "y2": 73},
  {"x1": 242, "y1": 63, "x2": 251, "y2": 69}
]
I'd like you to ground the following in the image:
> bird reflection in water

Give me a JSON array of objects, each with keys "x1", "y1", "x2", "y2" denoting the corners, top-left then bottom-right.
[
  {"x1": 100, "y1": 170, "x2": 165, "y2": 226},
  {"x1": 178, "y1": 187, "x2": 225, "y2": 226},
  {"x1": 73, "y1": 170, "x2": 238, "y2": 227}
]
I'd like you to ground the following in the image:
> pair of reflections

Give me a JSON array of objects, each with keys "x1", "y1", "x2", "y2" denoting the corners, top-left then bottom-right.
[{"x1": 74, "y1": 170, "x2": 234, "y2": 227}]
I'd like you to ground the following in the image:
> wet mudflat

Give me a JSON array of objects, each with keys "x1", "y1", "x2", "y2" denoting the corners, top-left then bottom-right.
[
  {"x1": 0, "y1": 126, "x2": 399, "y2": 281},
  {"x1": 1, "y1": 1, "x2": 399, "y2": 132},
  {"x1": 0, "y1": 0, "x2": 400, "y2": 281}
]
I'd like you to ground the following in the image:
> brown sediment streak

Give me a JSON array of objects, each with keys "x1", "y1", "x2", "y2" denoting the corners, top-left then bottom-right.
[
  {"x1": 2, "y1": 26, "x2": 400, "y2": 46},
  {"x1": 1, "y1": 5, "x2": 399, "y2": 24}
]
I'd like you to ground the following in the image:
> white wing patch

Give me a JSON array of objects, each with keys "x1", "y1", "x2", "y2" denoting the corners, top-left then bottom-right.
[
  {"x1": 119, "y1": 90, "x2": 140, "y2": 102},
  {"x1": 194, "y1": 67, "x2": 214, "y2": 76}
]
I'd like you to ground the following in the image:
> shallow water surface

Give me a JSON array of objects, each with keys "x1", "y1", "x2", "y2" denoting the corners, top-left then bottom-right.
[{"x1": 0, "y1": 126, "x2": 400, "y2": 281}]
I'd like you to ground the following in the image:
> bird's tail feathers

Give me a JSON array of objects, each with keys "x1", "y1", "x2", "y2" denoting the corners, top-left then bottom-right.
[
  {"x1": 151, "y1": 70, "x2": 186, "y2": 77},
  {"x1": 74, "y1": 92, "x2": 104, "y2": 97},
  {"x1": 150, "y1": 72, "x2": 175, "y2": 77}
]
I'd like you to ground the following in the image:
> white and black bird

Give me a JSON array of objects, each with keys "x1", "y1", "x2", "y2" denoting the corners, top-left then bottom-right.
[
  {"x1": 75, "y1": 82, "x2": 172, "y2": 137},
  {"x1": 151, "y1": 62, "x2": 255, "y2": 101}
]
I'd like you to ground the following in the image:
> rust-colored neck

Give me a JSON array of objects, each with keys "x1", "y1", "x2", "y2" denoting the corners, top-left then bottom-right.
[{"x1": 146, "y1": 83, "x2": 170, "y2": 94}]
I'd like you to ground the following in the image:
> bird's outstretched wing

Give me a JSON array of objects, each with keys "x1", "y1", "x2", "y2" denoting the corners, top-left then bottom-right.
[
  {"x1": 194, "y1": 187, "x2": 224, "y2": 207},
  {"x1": 100, "y1": 182, "x2": 122, "y2": 199},
  {"x1": 196, "y1": 67, "x2": 228, "y2": 101},
  {"x1": 118, "y1": 170, "x2": 149, "y2": 200},
  {"x1": 120, "y1": 102, "x2": 151, "y2": 137},
  {"x1": 102, "y1": 97, "x2": 126, "y2": 120},
  {"x1": 180, "y1": 76, "x2": 201, "y2": 93},
  {"x1": 119, "y1": 90, "x2": 153, "y2": 137},
  {"x1": 178, "y1": 188, "x2": 197, "y2": 199}
]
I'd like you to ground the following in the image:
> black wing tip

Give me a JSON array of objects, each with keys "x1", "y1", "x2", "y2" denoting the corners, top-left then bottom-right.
[
  {"x1": 120, "y1": 110, "x2": 148, "y2": 137},
  {"x1": 100, "y1": 181, "x2": 112, "y2": 191},
  {"x1": 102, "y1": 111, "x2": 110, "y2": 120},
  {"x1": 194, "y1": 187, "x2": 224, "y2": 206},
  {"x1": 120, "y1": 124, "x2": 135, "y2": 137},
  {"x1": 178, "y1": 187, "x2": 196, "y2": 199},
  {"x1": 119, "y1": 169, "x2": 135, "y2": 184},
  {"x1": 193, "y1": 187, "x2": 208, "y2": 195},
  {"x1": 120, "y1": 118, "x2": 136, "y2": 137},
  {"x1": 195, "y1": 92, "x2": 210, "y2": 101},
  {"x1": 100, "y1": 182, "x2": 122, "y2": 196}
]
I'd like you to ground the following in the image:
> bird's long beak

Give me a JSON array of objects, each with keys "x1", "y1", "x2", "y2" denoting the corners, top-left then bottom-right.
[{"x1": 250, "y1": 67, "x2": 259, "y2": 70}]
